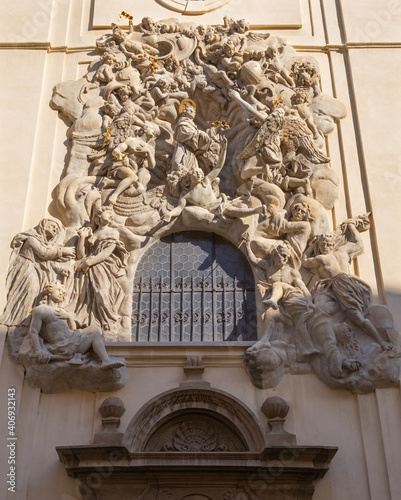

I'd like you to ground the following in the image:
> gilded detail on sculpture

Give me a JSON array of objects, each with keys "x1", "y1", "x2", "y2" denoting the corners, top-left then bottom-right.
[{"x1": 1, "y1": 15, "x2": 400, "y2": 393}]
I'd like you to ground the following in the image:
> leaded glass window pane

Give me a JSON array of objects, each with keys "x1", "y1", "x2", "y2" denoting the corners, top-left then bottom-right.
[{"x1": 131, "y1": 232, "x2": 257, "y2": 342}]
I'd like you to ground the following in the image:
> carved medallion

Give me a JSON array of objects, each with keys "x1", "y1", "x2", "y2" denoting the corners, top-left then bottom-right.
[{"x1": 158, "y1": 0, "x2": 233, "y2": 15}]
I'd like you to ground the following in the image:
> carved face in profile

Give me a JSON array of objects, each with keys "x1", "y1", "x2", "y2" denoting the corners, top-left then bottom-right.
[
  {"x1": 44, "y1": 220, "x2": 60, "y2": 240},
  {"x1": 103, "y1": 100, "x2": 119, "y2": 117},
  {"x1": 197, "y1": 25, "x2": 206, "y2": 37},
  {"x1": 118, "y1": 86, "x2": 131, "y2": 102},
  {"x1": 267, "y1": 45, "x2": 279, "y2": 58},
  {"x1": 112, "y1": 27, "x2": 126, "y2": 43}
]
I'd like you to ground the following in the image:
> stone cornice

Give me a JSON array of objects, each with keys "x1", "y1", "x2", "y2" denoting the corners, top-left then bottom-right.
[{"x1": 1, "y1": 41, "x2": 400, "y2": 53}]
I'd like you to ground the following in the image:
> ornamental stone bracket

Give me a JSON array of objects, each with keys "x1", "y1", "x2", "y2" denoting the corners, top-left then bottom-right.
[{"x1": 57, "y1": 387, "x2": 337, "y2": 500}]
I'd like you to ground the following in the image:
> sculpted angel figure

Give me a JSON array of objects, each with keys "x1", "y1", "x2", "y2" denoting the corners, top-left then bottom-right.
[
  {"x1": 303, "y1": 216, "x2": 393, "y2": 351},
  {"x1": 229, "y1": 89, "x2": 284, "y2": 179},
  {"x1": 0, "y1": 219, "x2": 75, "y2": 327},
  {"x1": 28, "y1": 281, "x2": 125, "y2": 370},
  {"x1": 280, "y1": 109, "x2": 329, "y2": 165},
  {"x1": 73, "y1": 206, "x2": 129, "y2": 333},
  {"x1": 230, "y1": 89, "x2": 327, "y2": 196}
]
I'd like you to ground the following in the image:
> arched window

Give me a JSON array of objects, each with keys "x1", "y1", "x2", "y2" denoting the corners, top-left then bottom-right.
[{"x1": 131, "y1": 232, "x2": 256, "y2": 342}]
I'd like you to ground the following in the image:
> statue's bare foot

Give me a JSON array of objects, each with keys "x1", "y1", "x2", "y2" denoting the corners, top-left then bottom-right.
[
  {"x1": 109, "y1": 194, "x2": 118, "y2": 205},
  {"x1": 101, "y1": 359, "x2": 125, "y2": 370},
  {"x1": 342, "y1": 359, "x2": 361, "y2": 372},
  {"x1": 263, "y1": 299, "x2": 278, "y2": 310}
]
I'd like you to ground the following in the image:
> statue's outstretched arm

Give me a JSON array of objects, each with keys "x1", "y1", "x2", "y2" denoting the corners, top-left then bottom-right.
[{"x1": 228, "y1": 89, "x2": 267, "y2": 122}]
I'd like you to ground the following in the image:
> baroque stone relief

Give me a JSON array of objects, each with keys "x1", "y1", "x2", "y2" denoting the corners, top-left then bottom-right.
[{"x1": 1, "y1": 14, "x2": 400, "y2": 393}]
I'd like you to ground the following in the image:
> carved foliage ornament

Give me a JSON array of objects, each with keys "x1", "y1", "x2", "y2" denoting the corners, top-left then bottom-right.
[{"x1": 1, "y1": 14, "x2": 400, "y2": 394}]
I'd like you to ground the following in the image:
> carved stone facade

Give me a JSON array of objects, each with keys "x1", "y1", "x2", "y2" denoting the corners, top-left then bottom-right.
[
  {"x1": 0, "y1": 1, "x2": 400, "y2": 500},
  {"x1": 1, "y1": 12, "x2": 399, "y2": 395}
]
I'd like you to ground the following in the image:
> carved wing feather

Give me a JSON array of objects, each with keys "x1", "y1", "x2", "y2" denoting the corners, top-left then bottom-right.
[
  {"x1": 237, "y1": 113, "x2": 283, "y2": 161},
  {"x1": 281, "y1": 115, "x2": 330, "y2": 164}
]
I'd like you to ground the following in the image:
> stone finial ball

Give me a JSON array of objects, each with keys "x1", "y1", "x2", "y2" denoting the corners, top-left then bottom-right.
[
  {"x1": 99, "y1": 397, "x2": 126, "y2": 418},
  {"x1": 261, "y1": 396, "x2": 289, "y2": 420}
]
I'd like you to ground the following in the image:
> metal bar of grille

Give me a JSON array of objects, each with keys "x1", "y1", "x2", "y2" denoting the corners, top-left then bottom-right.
[
  {"x1": 233, "y1": 275, "x2": 238, "y2": 339},
  {"x1": 149, "y1": 275, "x2": 153, "y2": 341},
  {"x1": 243, "y1": 286, "x2": 248, "y2": 340},
  {"x1": 201, "y1": 275, "x2": 205, "y2": 342},
  {"x1": 222, "y1": 277, "x2": 226, "y2": 340},
  {"x1": 180, "y1": 275, "x2": 184, "y2": 342},
  {"x1": 212, "y1": 234, "x2": 217, "y2": 342},
  {"x1": 136, "y1": 276, "x2": 143, "y2": 341},
  {"x1": 158, "y1": 277, "x2": 162, "y2": 342},
  {"x1": 169, "y1": 235, "x2": 174, "y2": 342},
  {"x1": 190, "y1": 275, "x2": 194, "y2": 342}
]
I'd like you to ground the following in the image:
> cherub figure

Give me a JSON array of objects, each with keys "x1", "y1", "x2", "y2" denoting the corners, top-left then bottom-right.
[
  {"x1": 140, "y1": 17, "x2": 160, "y2": 34},
  {"x1": 292, "y1": 87, "x2": 319, "y2": 139},
  {"x1": 264, "y1": 43, "x2": 295, "y2": 88},
  {"x1": 290, "y1": 60, "x2": 321, "y2": 95},
  {"x1": 111, "y1": 22, "x2": 159, "y2": 61},
  {"x1": 303, "y1": 217, "x2": 393, "y2": 351},
  {"x1": 220, "y1": 40, "x2": 244, "y2": 75},
  {"x1": 95, "y1": 52, "x2": 118, "y2": 84},
  {"x1": 28, "y1": 281, "x2": 125, "y2": 370}
]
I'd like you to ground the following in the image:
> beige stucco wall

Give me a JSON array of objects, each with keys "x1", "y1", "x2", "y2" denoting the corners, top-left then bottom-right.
[{"x1": 0, "y1": 1, "x2": 400, "y2": 499}]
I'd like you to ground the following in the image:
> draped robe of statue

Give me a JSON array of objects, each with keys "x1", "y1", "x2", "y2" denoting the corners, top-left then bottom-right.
[
  {"x1": 73, "y1": 236, "x2": 129, "y2": 332},
  {"x1": 171, "y1": 116, "x2": 211, "y2": 173},
  {"x1": 0, "y1": 219, "x2": 65, "y2": 326}
]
